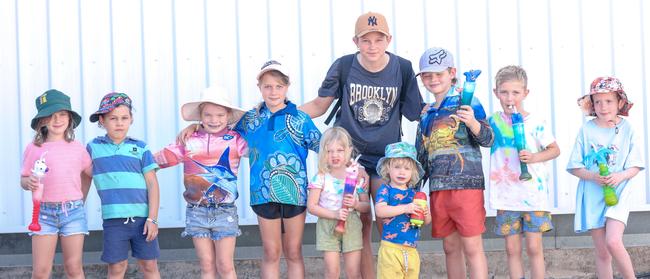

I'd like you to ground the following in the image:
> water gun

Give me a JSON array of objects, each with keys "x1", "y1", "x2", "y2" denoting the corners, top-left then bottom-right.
[
  {"x1": 586, "y1": 146, "x2": 618, "y2": 206},
  {"x1": 410, "y1": 192, "x2": 428, "y2": 227},
  {"x1": 510, "y1": 106, "x2": 532, "y2": 181},
  {"x1": 334, "y1": 156, "x2": 360, "y2": 235},
  {"x1": 29, "y1": 152, "x2": 48, "y2": 231},
  {"x1": 456, "y1": 70, "x2": 482, "y2": 138}
]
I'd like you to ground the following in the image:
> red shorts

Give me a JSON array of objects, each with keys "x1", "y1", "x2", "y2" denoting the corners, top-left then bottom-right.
[{"x1": 429, "y1": 189, "x2": 486, "y2": 238}]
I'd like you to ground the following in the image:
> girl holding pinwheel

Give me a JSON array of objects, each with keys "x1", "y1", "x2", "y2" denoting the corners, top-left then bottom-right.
[{"x1": 567, "y1": 76, "x2": 644, "y2": 279}]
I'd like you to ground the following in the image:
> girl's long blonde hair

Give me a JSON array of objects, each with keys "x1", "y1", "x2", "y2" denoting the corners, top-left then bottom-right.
[
  {"x1": 33, "y1": 111, "x2": 76, "y2": 146},
  {"x1": 317, "y1": 127, "x2": 356, "y2": 174}
]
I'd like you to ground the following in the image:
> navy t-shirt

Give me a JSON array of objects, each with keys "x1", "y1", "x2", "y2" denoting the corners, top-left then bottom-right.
[{"x1": 318, "y1": 52, "x2": 423, "y2": 169}]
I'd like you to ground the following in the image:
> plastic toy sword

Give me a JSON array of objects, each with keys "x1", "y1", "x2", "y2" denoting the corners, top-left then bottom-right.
[
  {"x1": 510, "y1": 106, "x2": 532, "y2": 181},
  {"x1": 28, "y1": 152, "x2": 48, "y2": 231}
]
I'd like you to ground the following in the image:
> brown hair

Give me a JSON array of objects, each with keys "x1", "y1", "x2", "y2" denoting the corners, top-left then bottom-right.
[
  {"x1": 33, "y1": 111, "x2": 76, "y2": 146},
  {"x1": 495, "y1": 65, "x2": 528, "y2": 89}
]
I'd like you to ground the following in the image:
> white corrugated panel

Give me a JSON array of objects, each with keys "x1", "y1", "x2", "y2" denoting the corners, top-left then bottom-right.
[{"x1": 1, "y1": 0, "x2": 649, "y2": 233}]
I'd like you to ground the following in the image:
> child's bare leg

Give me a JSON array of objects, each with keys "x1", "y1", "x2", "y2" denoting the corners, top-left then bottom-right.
[
  {"x1": 359, "y1": 211, "x2": 374, "y2": 279},
  {"x1": 281, "y1": 212, "x2": 306, "y2": 279},
  {"x1": 108, "y1": 260, "x2": 128, "y2": 279},
  {"x1": 343, "y1": 250, "x2": 362, "y2": 279},
  {"x1": 257, "y1": 217, "x2": 282, "y2": 279},
  {"x1": 505, "y1": 234, "x2": 524, "y2": 279},
  {"x1": 590, "y1": 228, "x2": 613, "y2": 278},
  {"x1": 323, "y1": 251, "x2": 341, "y2": 279},
  {"x1": 460, "y1": 234, "x2": 488, "y2": 279},
  {"x1": 442, "y1": 232, "x2": 466, "y2": 279},
  {"x1": 605, "y1": 219, "x2": 635, "y2": 279},
  {"x1": 361, "y1": 175, "x2": 383, "y2": 279},
  {"x1": 214, "y1": 237, "x2": 237, "y2": 279},
  {"x1": 137, "y1": 259, "x2": 160, "y2": 279},
  {"x1": 192, "y1": 237, "x2": 217, "y2": 278},
  {"x1": 31, "y1": 235, "x2": 58, "y2": 279},
  {"x1": 60, "y1": 234, "x2": 85, "y2": 279},
  {"x1": 524, "y1": 232, "x2": 545, "y2": 279}
]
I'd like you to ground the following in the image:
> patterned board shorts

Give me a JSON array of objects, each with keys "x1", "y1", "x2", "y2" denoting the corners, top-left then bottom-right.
[{"x1": 495, "y1": 210, "x2": 553, "y2": 236}]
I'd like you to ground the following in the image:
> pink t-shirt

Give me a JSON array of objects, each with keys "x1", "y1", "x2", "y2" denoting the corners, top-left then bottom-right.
[{"x1": 21, "y1": 140, "x2": 92, "y2": 202}]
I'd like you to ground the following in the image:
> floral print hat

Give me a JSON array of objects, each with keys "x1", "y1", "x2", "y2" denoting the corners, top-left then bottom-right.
[{"x1": 577, "y1": 76, "x2": 633, "y2": 116}]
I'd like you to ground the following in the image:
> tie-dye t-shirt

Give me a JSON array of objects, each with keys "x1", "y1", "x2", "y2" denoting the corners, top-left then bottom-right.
[
  {"x1": 566, "y1": 119, "x2": 645, "y2": 233},
  {"x1": 488, "y1": 112, "x2": 556, "y2": 211},
  {"x1": 234, "y1": 101, "x2": 321, "y2": 206},
  {"x1": 375, "y1": 184, "x2": 420, "y2": 248}
]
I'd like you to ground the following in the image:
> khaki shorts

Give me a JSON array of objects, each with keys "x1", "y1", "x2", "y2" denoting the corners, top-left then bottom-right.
[
  {"x1": 377, "y1": 241, "x2": 420, "y2": 279},
  {"x1": 316, "y1": 211, "x2": 362, "y2": 253}
]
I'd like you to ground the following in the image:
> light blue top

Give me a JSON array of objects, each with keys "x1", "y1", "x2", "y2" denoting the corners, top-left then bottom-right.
[{"x1": 566, "y1": 119, "x2": 644, "y2": 232}]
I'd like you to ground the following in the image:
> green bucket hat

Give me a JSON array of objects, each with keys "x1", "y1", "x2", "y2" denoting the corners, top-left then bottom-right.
[
  {"x1": 31, "y1": 89, "x2": 82, "y2": 130},
  {"x1": 376, "y1": 142, "x2": 425, "y2": 184}
]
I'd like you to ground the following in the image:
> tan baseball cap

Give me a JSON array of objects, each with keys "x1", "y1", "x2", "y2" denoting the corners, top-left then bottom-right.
[{"x1": 355, "y1": 12, "x2": 390, "y2": 38}]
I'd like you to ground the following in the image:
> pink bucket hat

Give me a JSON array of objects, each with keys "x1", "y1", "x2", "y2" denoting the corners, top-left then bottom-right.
[{"x1": 577, "y1": 76, "x2": 633, "y2": 116}]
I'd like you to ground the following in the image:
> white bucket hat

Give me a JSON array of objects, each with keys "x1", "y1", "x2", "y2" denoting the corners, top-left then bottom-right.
[{"x1": 181, "y1": 86, "x2": 246, "y2": 124}]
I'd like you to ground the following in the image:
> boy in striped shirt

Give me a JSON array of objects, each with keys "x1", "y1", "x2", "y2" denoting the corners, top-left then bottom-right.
[{"x1": 87, "y1": 93, "x2": 161, "y2": 278}]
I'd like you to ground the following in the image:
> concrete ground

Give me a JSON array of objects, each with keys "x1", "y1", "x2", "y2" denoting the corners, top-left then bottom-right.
[
  {"x1": 2, "y1": 213, "x2": 650, "y2": 278},
  {"x1": 1, "y1": 240, "x2": 649, "y2": 278}
]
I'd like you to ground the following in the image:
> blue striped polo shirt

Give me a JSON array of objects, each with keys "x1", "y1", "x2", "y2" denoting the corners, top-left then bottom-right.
[{"x1": 87, "y1": 135, "x2": 159, "y2": 219}]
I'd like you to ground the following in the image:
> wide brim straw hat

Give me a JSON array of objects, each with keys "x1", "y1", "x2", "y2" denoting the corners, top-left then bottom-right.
[{"x1": 181, "y1": 86, "x2": 245, "y2": 125}]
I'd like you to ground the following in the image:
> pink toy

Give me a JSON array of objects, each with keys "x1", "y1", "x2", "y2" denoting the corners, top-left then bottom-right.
[
  {"x1": 28, "y1": 152, "x2": 48, "y2": 232},
  {"x1": 334, "y1": 156, "x2": 360, "y2": 235}
]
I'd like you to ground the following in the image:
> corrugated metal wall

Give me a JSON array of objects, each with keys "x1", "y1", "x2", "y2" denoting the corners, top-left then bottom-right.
[{"x1": 1, "y1": 0, "x2": 649, "y2": 233}]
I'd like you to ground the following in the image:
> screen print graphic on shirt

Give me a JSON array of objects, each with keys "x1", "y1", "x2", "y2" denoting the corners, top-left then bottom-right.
[{"x1": 348, "y1": 83, "x2": 398, "y2": 125}]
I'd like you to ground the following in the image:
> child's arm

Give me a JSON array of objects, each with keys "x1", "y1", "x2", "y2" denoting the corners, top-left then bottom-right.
[
  {"x1": 605, "y1": 167, "x2": 641, "y2": 187},
  {"x1": 143, "y1": 170, "x2": 160, "y2": 242},
  {"x1": 81, "y1": 167, "x2": 92, "y2": 201},
  {"x1": 20, "y1": 175, "x2": 39, "y2": 191},
  {"x1": 375, "y1": 201, "x2": 421, "y2": 218},
  {"x1": 299, "y1": 96, "x2": 335, "y2": 118},
  {"x1": 520, "y1": 142, "x2": 560, "y2": 164},
  {"x1": 307, "y1": 188, "x2": 344, "y2": 220},
  {"x1": 351, "y1": 192, "x2": 370, "y2": 213},
  {"x1": 176, "y1": 124, "x2": 199, "y2": 145},
  {"x1": 423, "y1": 203, "x2": 432, "y2": 225},
  {"x1": 568, "y1": 168, "x2": 605, "y2": 185}
]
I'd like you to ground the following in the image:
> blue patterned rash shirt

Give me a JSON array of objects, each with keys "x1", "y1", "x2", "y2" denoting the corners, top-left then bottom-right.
[{"x1": 234, "y1": 101, "x2": 321, "y2": 206}]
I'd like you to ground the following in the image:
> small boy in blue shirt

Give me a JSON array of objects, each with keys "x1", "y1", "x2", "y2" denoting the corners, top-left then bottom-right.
[
  {"x1": 374, "y1": 142, "x2": 430, "y2": 279},
  {"x1": 86, "y1": 93, "x2": 161, "y2": 278}
]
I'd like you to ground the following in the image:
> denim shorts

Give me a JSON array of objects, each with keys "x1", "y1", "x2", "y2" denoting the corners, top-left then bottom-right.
[
  {"x1": 101, "y1": 217, "x2": 160, "y2": 264},
  {"x1": 182, "y1": 203, "x2": 241, "y2": 241},
  {"x1": 29, "y1": 200, "x2": 88, "y2": 237}
]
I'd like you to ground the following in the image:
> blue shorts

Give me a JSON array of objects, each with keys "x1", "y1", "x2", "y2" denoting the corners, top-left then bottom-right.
[
  {"x1": 29, "y1": 200, "x2": 88, "y2": 237},
  {"x1": 495, "y1": 210, "x2": 554, "y2": 236},
  {"x1": 182, "y1": 203, "x2": 241, "y2": 241},
  {"x1": 101, "y1": 217, "x2": 160, "y2": 264}
]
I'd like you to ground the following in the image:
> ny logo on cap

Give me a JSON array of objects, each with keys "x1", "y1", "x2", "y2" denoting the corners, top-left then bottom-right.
[
  {"x1": 39, "y1": 94, "x2": 47, "y2": 104},
  {"x1": 428, "y1": 49, "x2": 448, "y2": 65},
  {"x1": 367, "y1": 16, "x2": 378, "y2": 26}
]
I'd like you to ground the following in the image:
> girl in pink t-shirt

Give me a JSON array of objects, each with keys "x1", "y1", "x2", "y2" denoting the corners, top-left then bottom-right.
[{"x1": 20, "y1": 89, "x2": 92, "y2": 279}]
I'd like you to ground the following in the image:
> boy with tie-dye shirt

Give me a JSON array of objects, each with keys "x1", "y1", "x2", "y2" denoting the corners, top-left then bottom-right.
[{"x1": 488, "y1": 65, "x2": 560, "y2": 279}]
